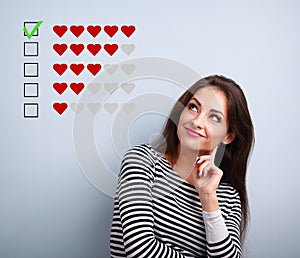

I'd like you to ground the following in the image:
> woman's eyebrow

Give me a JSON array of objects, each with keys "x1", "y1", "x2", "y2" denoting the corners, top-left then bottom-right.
[
  {"x1": 191, "y1": 97, "x2": 201, "y2": 106},
  {"x1": 191, "y1": 97, "x2": 225, "y2": 117},
  {"x1": 210, "y1": 109, "x2": 225, "y2": 118}
]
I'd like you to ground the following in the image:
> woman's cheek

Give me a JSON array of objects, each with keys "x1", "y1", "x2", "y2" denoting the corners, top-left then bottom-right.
[
  {"x1": 177, "y1": 128, "x2": 181, "y2": 141},
  {"x1": 204, "y1": 131, "x2": 217, "y2": 150}
]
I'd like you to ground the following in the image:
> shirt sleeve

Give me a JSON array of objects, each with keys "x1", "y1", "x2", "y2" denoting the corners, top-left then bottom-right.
[
  {"x1": 115, "y1": 145, "x2": 189, "y2": 258},
  {"x1": 203, "y1": 190, "x2": 242, "y2": 257},
  {"x1": 203, "y1": 209, "x2": 228, "y2": 243}
]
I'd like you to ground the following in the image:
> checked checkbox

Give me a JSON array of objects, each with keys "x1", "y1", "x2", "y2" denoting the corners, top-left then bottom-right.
[{"x1": 23, "y1": 21, "x2": 43, "y2": 38}]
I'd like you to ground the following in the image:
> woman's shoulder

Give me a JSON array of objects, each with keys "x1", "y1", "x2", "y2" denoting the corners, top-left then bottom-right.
[
  {"x1": 124, "y1": 143, "x2": 156, "y2": 157},
  {"x1": 125, "y1": 143, "x2": 153, "y2": 153},
  {"x1": 119, "y1": 144, "x2": 159, "y2": 181},
  {"x1": 122, "y1": 143, "x2": 158, "y2": 166}
]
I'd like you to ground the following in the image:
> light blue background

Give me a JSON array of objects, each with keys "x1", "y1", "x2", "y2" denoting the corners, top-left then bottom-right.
[{"x1": 1, "y1": 1, "x2": 300, "y2": 257}]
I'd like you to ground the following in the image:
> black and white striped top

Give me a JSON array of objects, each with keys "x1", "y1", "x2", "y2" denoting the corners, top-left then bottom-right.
[{"x1": 110, "y1": 144, "x2": 242, "y2": 257}]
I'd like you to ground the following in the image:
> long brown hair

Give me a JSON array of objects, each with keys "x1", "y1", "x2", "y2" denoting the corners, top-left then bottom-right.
[{"x1": 156, "y1": 75, "x2": 254, "y2": 243}]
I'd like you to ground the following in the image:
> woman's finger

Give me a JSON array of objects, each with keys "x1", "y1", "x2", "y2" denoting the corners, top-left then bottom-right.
[
  {"x1": 198, "y1": 160, "x2": 211, "y2": 177},
  {"x1": 196, "y1": 155, "x2": 211, "y2": 166},
  {"x1": 210, "y1": 146, "x2": 218, "y2": 162},
  {"x1": 202, "y1": 162, "x2": 219, "y2": 176}
]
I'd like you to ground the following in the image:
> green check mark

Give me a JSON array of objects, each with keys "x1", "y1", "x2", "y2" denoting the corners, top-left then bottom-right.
[{"x1": 23, "y1": 21, "x2": 43, "y2": 39}]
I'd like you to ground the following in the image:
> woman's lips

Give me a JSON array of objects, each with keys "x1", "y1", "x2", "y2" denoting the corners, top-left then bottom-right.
[{"x1": 185, "y1": 128, "x2": 205, "y2": 138}]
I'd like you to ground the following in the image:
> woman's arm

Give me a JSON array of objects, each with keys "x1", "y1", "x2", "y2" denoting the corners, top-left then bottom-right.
[
  {"x1": 115, "y1": 145, "x2": 189, "y2": 258},
  {"x1": 203, "y1": 190, "x2": 242, "y2": 257},
  {"x1": 191, "y1": 148, "x2": 242, "y2": 258}
]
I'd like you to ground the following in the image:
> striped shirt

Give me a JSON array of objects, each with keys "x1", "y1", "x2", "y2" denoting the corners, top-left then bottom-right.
[{"x1": 110, "y1": 144, "x2": 242, "y2": 257}]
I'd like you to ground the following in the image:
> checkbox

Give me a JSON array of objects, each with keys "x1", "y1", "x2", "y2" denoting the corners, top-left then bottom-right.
[
  {"x1": 24, "y1": 63, "x2": 39, "y2": 77},
  {"x1": 24, "y1": 103, "x2": 39, "y2": 118},
  {"x1": 23, "y1": 22, "x2": 40, "y2": 37},
  {"x1": 24, "y1": 83, "x2": 38, "y2": 97},
  {"x1": 24, "y1": 42, "x2": 39, "y2": 56}
]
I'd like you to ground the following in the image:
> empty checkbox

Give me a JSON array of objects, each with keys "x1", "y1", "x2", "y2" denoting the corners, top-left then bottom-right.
[
  {"x1": 24, "y1": 83, "x2": 38, "y2": 97},
  {"x1": 24, "y1": 42, "x2": 39, "y2": 56},
  {"x1": 24, "y1": 63, "x2": 39, "y2": 77},
  {"x1": 24, "y1": 103, "x2": 39, "y2": 118}
]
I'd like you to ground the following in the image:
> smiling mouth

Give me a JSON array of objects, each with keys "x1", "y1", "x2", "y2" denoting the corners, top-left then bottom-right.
[{"x1": 185, "y1": 128, "x2": 205, "y2": 138}]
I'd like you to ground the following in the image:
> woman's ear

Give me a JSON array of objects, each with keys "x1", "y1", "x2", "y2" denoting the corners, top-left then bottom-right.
[{"x1": 222, "y1": 132, "x2": 236, "y2": 145}]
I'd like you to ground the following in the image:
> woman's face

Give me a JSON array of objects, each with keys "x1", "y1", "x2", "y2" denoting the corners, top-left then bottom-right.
[{"x1": 177, "y1": 86, "x2": 234, "y2": 154}]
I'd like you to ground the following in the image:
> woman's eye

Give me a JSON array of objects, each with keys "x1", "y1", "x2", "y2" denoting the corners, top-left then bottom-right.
[
  {"x1": 188, "y1": 103, "x2": 198, "y2": 112},
  {"x1": 210, "y1": 114, "x2": 221, "y2": 122}
]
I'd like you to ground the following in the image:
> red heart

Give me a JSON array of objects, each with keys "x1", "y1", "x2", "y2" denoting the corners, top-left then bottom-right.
[
  {"x1": 87, "y1": 44, "x2": 101, "y2": 56},
  {"x1": 104, "y1": 25, "x2": 118, "y2": 37},
  {"x1": 70, "y1": 25, "x2": 84, "y2": 37},
  {"x1": 53, "y1": 25, "x2": 68, "y2": 37},
  {"x1": 70, "y1": 64, "x2": 85, "y2": 76},
  {"x1": 104, "y1": 44, "x2": 118, "y2": 56},
  {"x1": 53, "y1": 82, "x2": 68, "y2": 94},
  {"x1": 70, "y1": 44, "x2": 84, "y2": 56},
  {"x1": 53, "y1": 44, "x2": 68, "y2": 56},
  {"x1": 53, "y1": 63, "x2": 68, "y2": 76},
  {"x1": 121, "y1": 25, "x2": 135, "y2": 37},
  {"x1": 70, "y1": 82, "x2": 85, "y2": 95},
  {"x1": 87, "y1": 64, "x2": 101, "y2": 76},
  {"x1": 53, "y1": 102, "x2": 68, "y2": 115},
  {"x1": 87, "y1": 25, "x2": 101, "y2": 37}
]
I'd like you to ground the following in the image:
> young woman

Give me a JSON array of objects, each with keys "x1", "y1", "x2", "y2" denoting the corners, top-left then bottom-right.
[{"x1": 110, "y1": 75, "x2": 254, "y2": 257}]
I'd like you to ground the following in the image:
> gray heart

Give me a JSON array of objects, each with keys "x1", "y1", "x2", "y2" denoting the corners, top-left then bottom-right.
[
  {"x1": 104, "y1": 103, "x2": 118, "y2": 114},
  {"x1": 121, "y1": 64, "x2": 135, "y2": 75},
  {"x1": 121, "y1": 44, "x2": 135, "y2": 55},
  {"x1": 104, "y1": 83, "x2": 118, "y2": 93},
  {"x1": 87, "y1": 103, "x2": 100, "y2": 114},
  {"x1": 87, "y1": 83, "x2": 101, "y2": 94},
  {"x1": 121, "y1": 103, "x2": 135, "y2": 114},
  {"x1": 104, "y1": 64, "x2": 118, "y2": 75},
  {"x1": 70, "y1": 103, "x2": 84, "y2": 113},
  {"x1": 121, "y1": 83, "x2": 135, "y2": 94}
]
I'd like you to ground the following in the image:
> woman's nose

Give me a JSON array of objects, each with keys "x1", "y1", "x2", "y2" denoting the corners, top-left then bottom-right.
[{"x1": 192, "y1": 112, "x2": 206, "y2": 128}]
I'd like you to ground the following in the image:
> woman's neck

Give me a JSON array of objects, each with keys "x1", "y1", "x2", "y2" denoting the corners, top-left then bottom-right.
[{"x1": 173, "y1": 146, "x2": 198, "y2": 182}]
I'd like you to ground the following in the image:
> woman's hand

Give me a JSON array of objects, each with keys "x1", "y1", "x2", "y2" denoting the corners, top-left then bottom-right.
[{"x1": 191, "y1": 147, "x2": 223, "y2": 212}]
